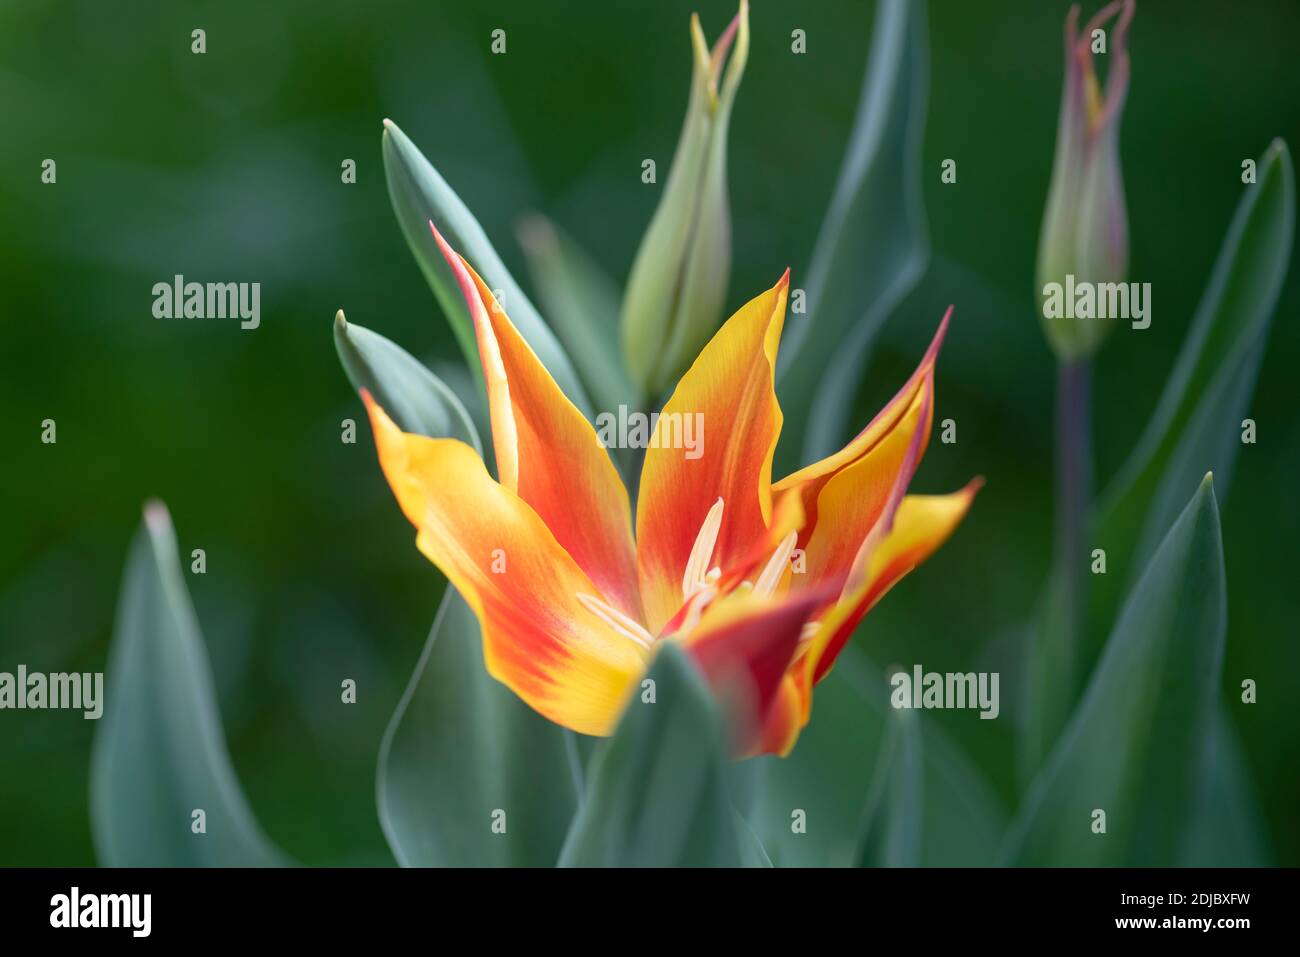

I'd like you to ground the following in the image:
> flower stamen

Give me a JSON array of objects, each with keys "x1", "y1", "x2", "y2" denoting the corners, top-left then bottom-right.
[
  {"x1": 676, "y1": 584, "x2": 718, "y2": 638},
  {"x1": 576, "y1": 592, "x2": 655, "y2": 651},
  {"x1": 682, "y1": 497, "x2": 725, "y2": 599},
  {"x1": 798, "y1": 621, "x2": 821, "y2": 646},
  {"x1": 753, "y1": 530, "x2": 798, "y2": 598}
]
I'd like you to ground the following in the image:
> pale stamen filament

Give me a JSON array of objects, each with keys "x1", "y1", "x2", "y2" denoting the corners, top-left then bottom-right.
[
  {"x1": 677, "y1": 584, "x2": 718, "y2": 637},
  {"x1": 576, "y1": 592, "x2": 655, "y2": 651},
  {"x1": 753, "y1": 531, "x2": 798, "y2": 598},
  {"x1": 682, "y1": 497, "x2": 725, "y2": 599}
]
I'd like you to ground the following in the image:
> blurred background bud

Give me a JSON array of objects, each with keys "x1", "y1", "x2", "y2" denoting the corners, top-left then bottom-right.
[
  {"x1": 1036, "y1": 0, "x2": 1134, "y2": 361},
  {"x1": 621, "y1": 1, "x2": 749, "y2": 400}
]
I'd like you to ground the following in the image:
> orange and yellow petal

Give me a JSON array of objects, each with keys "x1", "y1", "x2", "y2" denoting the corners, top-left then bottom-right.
[
  {"x1": 775, "y1": 308, "x2": 951, "y2": 534},
  {"x1": 430, "y1": 223, "x2": 641, "y2": 619},
  {"x1": 364, "y1": 393, "x2": 648, "y2": 735},
  {"x1": 795, "y1": 380, "x2": 934, "y2": 592},
  {"x1": 636, "y1": 272, "x2": 791, "y2": 633},
  {"x1": 681, "y1": 583, "x2": 830, "y2": 755},
  {"x1": 803, "y1": 481, "x2": 982, "y2": 695},
  {"x1": 752, "y1": 672, "x2": 807, "y2": 757}
]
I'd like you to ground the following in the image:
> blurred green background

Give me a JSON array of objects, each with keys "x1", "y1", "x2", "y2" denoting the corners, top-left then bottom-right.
[{"x1": 1, "y1": 0, "x2": 1296, "y2": 866}]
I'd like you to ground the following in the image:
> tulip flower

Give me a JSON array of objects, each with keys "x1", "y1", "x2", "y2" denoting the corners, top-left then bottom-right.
[
  {"x1": 621, "y1": 1, "x2": 749, "y2": 399},
  {"x1": 1037, "y1": 0, "x2": 1134, "y2": 360},
  {"x1": 361, "y1": 222, "x2": 978, "y2": 756}
]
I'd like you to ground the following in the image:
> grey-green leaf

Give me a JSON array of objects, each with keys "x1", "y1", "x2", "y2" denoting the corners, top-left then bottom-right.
[
  {"x1": 1021, "y1": 140, "x2": 1293, "y2": 785},
  {"x1": 775, "y1": 0, "x2": 930, "y2": 471},
  {"x1": 1003, "y1": 475, "x2": 1226, "y2": 866},
  {"x1": 340, "y1": 312, "x2": 574, "y2": 866},
  {"x1": 1181, "y1": 708, "x2": 1271, "y2": 866},
  {"x1": 751, "y1": 650, "x2": 1005, "y2": 867},
  {"x1": 333, "y1": 311, "x2": 481, "y2": 455},
  {"x1": 557, "y1": 644, "x2": 747, "y2": 867},
  {"x1": 376, "y1": 587, "x2": 578, "y2": 867},
  {"x1": 1087, "y1": 140, "x2": 1293, "y2": 665},
  {"x1": 517, "y1": 215, "x2": 637, "y2": 416},
  {"x1": 749, "y1": 666, "x2": 885, "y2": 867},
  {"x1": 381, "y1": 119, "x2": 592, "y2": 417},
  {"x1": 858, "y1": 704, "x2": 923, "y2": 867},
  {"x1": 90, "y1": 502, "x2": 286, "y2": 867}
]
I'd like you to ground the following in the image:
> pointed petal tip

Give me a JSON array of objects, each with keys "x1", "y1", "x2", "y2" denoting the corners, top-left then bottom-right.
[
  {"x1": 142, "y1": 498, "x2": 171, "y2": 535},
  {"x1": 921, "y1": 306, "x2": 954, "y2": 367},
  {"x1": 710, "y1": 8, "x2": 742, "y2": 67},
  {"x1": 427, "y1": 219, "x2": 458, "y2": 268},
  {"x1": 689, "y1": 13, "x2": 710, "y2": 70},
  {"x1": 334, "y1": 309, "x2": 347, "y2": 329}
]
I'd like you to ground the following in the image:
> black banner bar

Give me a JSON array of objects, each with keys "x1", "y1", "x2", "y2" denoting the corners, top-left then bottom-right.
[{"x1": 0, "y1": 867, "x2": 1291, "y2": 942}]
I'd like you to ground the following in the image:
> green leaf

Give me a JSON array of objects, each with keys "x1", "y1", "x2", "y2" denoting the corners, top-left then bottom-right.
[
  {"x1": 1087, "y1": 140, "x2": 1293, "y2": 666},
  {"x1": 333, "y1": 311, "x2": 481, "y2": 455},
  {"x1": 1181, "y1": 708, "x2": 1272, "y2": 866},
  {"x1": 90, "y1": 502, "x2": 286, "y2": 867},
  {"x1": 751, "y1": 650, "x2": 1005, "y2": 867},
  {"x1": 428, "y1": 356, "x2": 492, "y2": 463},
  {"x1": 516, "y1": 215, "x2": 636, "y2": 416},
  {"x1": 1018, "y1": 566, "x2": 1076, "y2": 783},
  {"x1": 1021, "y1": 140, "x2": 1294, "y2": 784},
  {"x1": 734, "y1": 812, "x2": 774, "y2": 868},
  {"x1": 750, "y1": 667, "x2": 885, "y2": 867},
  {"x1": 775, "y1": 0, "x2": 929, "y2": 471},
  {"x1": 345, "y1": 314, "x2": 576, "y2": 867},
  {"x1": 858, "y1": 704, "x2": 923, "y2": 867},
  {"x1": 381, "y1": 119, "x2": 592, "y2": 417},
  {"x1": 1003, "y1": 475, "x2": 1226, "y2": 866},
  {"x1": 376, "y1": 587, "x2": 578, "y2": 867},
  {"x1": 912, "y1": 703, "x2": 1007, "y2": 867},
  {"x1": 557, "y1": 644, "x2": 747, "y2": 867}
]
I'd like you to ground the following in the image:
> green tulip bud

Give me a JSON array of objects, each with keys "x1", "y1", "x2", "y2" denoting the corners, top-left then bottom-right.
[
  {"x1": 1037, "y1": 0, "x2": 1135, "y2": 361},
  {"x1": 621, "y1": 1, "x2": 749, "y2": 399}
]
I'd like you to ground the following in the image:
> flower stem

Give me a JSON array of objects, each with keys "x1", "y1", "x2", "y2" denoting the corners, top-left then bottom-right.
[{"x1": 1054, "y1": 358, "x2": 1092, "y2": 700}]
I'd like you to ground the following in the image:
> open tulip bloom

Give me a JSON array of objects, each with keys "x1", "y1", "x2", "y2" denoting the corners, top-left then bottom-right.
[{"x1": 361, "y1": 223, "x2": 979, "y2": 757}]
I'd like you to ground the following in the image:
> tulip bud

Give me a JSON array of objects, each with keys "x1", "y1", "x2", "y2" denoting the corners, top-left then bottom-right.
[
  {"x1": 1037, "y1": 0, "x2": 1134, "y2": 360},
  {"x1": 621, "y1": 1, "x2": 749, "y2": 399}
]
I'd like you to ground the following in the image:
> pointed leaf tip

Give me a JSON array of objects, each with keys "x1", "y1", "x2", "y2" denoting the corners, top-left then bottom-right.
[
  {"x1": 93, "y1": 505, "x2": 286, "y2": 866},
  {"x1": 333, "y1": 318, "x2": 482, "y2": 452},
  {"x1": 380, "y1": 123, "x2": 592, "y2": 414}
]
